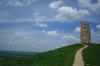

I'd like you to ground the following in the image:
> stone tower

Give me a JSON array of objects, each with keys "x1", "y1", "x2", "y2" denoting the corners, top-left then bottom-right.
[{"x1": 80, "y1": 21, "x2": 91, "y2": 44}]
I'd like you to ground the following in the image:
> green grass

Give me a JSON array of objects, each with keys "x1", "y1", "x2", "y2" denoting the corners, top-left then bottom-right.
[
  {"x1": 83, "y1": 43, "x2": 100, "y2": 66},
  {"x1": 0, "y1": 44, "x2": 83, "y2": 66}
]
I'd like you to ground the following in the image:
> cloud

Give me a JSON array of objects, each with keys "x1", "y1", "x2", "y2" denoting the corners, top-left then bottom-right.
[
  {"x1": 73, "y1": 26, "x2": 99, "y2": 43},
  {"x1": 31, "y1": 0, "x2": 37, "y2": 2},
  {"x1": 47, "y1": 30, "x2": 59, "y2": 37},
  {"x1": 7, "y1": 0, "x2": 37, "y2": 7},
  {"x1": 49, "y1": 0, "x2": 90, "y2": 22},
  {"x1": 63, "y1": 35, "x2": 80, "y2": 43},
  {"x1": 91, "y1": 30, "x2": 100, "y2": 43},
  {"x1": 2, "y1": 28, "x2": 99, "y2": 52},
  {"x1": 74, "y1": 26, "x2": 95, "y2": 33},
  {"x1": 33, "y1": 12, "x2": 48, "y2": 27},
  {"x1": 96, "y1": 24, "x2": 100, "y2": 29},
  {"x1": 74, "y1": 27, "x2": 81, "y2": 32},
  {"x1": 63, "y1": 35, "x2": 76, "y2": 40},
  {"x1": 49, "y1": 0, "x2": 64, "y2": 9},
  {"x1": 34, "y1": 12, "x2": 46, "y2": 23},
  {"x1": 96, "y1": 31, "x2": 100, "y2": 37},
  {"x1": 8, "y1": 0, "x2": 23, "y2": 6},
  {"x1": 55, "y1": 6, "x2": 89, "y2": 22},
  {"x1": 0, "y1": 29, "x2": 75, "y2": 52},
  {"x1": 0, "y1": 12, "x2": 46, "y2": 23},
  {"x1": 79, "y1": 0, "x2": 100, "y2": 14},
  {"x1": 35, "y1": 23, "x2": 48, "y2": 27}
]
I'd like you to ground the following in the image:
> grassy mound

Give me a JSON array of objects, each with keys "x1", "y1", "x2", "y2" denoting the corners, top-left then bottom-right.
[
  {"x1": 0, "y1": 44, "x2": 82, "y2": 66},
  {"x1": 83, "y1": 44, "x2": 100, "y2": 66}
]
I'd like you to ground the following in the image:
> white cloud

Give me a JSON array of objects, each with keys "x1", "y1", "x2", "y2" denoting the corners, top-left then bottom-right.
[
  {"x1": 74, "y1": 26, "x2": 95, "y2": 34},
  {"x1": 10, "y1": 0, "x2": 23, "y2": 6},
  {"x1": 91, "y1": 30, "x2": 100, "y2": 43},
  {"x1": 49, "y1": 0, "x2": 90, "y2": 22},
  {"x1": 0, "y1": 30, "x2": 73, "y2": 52},
  {"x1": 55, "y1": 6, "x2": 89, "y2": 22},
  {"x1": 42, "y1": 30, "x2": 46, "y2": 33},
  {"x1": 96, "y1": 24, "x2": 100, "y2": 29},
  {"x1": 79, "y1": 0, "x2": 100, "y2": 14},
  {"x1": 34, "y1": 12, "x2": 46, "y2": 23},
  {"x1": 0, "y1": 12, "x2": 48, "y2": 24},
  {"x1": 2, "y1": 28, "x2": 100, "y2": 52},
  {"x1": 32, "y1": 0, "x2": 37, "y2": 2},
  {"x1": 63, "y1": 35, "x2": 79, "y2": 41},
  {"x1": 0, "y1": 18, "x2": 34, "y2": 23},
  {"x1": 96, "y1": 32, "x2": 100, "y2": 37},
  {"x1": 35, "y1": 23, "x2": 48, "y2": 27},
  {"x1": 47, "y1": 30, "x2": 59, "y2": 37},
  {"x1": 33, "y1": 12, "x2": 48, "y2": 27},
  {"x1": 74, "y1": 27, "x2": 81, "y2": 32},
  {"x1": 8, "y1": 0, "x2": 37, "y2": 7},
  {"x1": 49, "y1": 0, "x2": 64, "y2": 9},
  {"x1": 91, "y1": 29, "x2": 95, "y2": 35}
]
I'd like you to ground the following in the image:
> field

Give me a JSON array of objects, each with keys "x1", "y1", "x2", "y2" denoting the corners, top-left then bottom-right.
[{"x1": 0, "y1": 44, "x2": 82, "y2": 66}]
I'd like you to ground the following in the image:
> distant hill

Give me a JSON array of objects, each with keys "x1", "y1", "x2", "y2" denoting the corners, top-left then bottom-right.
[
  {"x1": 0, "y1": 44, "x2": 83, "y2": 66},
  {"x1": 0, "y1": 51, "x2": 39, "y2": 57}
]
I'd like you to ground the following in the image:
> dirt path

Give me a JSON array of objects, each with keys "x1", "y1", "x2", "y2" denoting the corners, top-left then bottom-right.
[{"x1": 73, "y1": 45, "x2": 88, "y2": 66}]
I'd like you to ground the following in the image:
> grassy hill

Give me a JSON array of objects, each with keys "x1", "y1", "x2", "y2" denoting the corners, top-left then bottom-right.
[
  {"x1": 0, "y1": 44, "x2": 82, "y2": 66},
  {"x1": 1, "y1": 43, "x2": 100, "y2": 66},
  {"x1": 83, "y1": 43, "x2": 100, "y2": 66}
]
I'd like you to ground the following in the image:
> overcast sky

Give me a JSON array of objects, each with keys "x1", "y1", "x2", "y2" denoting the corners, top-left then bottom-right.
[{"x1": 0, "y1": 0, "x2": 100, "y2": 52}]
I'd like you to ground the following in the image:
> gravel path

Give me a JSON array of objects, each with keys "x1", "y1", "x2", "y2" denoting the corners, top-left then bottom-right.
[{"x1": 73, "y1": 45, "x2": 88, "y2": 66}]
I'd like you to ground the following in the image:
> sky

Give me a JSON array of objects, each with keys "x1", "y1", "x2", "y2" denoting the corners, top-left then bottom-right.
[{"x1": 0, "y1": 0, "x2": 100, "y2": 52}]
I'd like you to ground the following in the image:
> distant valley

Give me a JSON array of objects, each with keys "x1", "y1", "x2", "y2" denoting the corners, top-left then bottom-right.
[{"x1": 0, "y1": 51, "x2": 39, "y2": 57}]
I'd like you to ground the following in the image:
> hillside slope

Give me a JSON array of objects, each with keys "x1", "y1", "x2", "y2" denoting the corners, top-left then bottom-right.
[
  {"x1": 83, "y1": 44, "x2": 100, "y2": 66},
  {"x1": 0, "y1": 44, "x2": 82, "y2": 66}
]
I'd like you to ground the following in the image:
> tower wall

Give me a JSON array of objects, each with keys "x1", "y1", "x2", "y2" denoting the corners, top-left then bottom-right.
[{"x1": 80, "y1": 21, "x2": 91, "y2": 44}]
